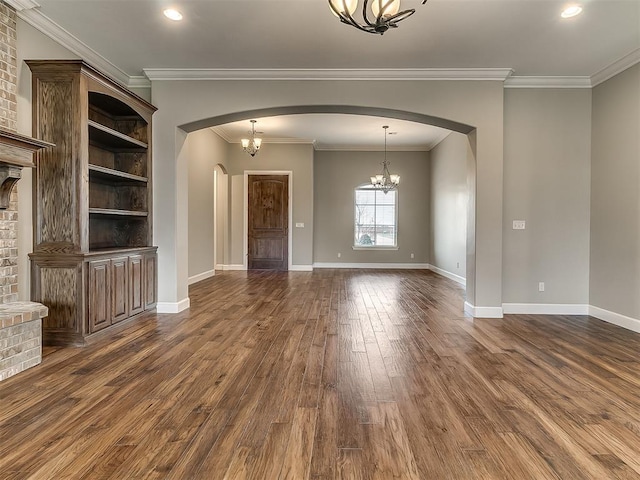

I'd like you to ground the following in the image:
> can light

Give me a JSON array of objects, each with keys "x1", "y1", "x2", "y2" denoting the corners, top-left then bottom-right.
[
  {"x1": 561, "y1": 5, "x2": 582, "y2": 18},
  {"x1": 163, "y1": 8, "x2": 183, "y2": 21}
]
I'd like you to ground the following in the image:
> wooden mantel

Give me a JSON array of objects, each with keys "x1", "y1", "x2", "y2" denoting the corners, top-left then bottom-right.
[{"x1": 0, "y1": 129, "x2": 53, "y2": 209}]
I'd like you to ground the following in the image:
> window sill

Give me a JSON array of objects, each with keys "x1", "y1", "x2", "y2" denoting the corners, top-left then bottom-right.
[{"x1": 352, "y1": 246, "x2": 399, "y2": 251}]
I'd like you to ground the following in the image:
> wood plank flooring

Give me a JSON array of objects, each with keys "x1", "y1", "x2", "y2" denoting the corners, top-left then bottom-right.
[{"x1": 1, "y1": 269, "x2": 640, "y2": 479}]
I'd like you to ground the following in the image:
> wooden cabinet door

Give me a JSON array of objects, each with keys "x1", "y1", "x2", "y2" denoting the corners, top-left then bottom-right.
[
  {"x1": 129, "y1": 255, "x2": 144, "y2": 316},
  {"x1": 144, "y1": 253, "x2": 157, "y2": 309},
  {"x1": 88, "y1": 259, "x2": 111, "y2": 333},
  {"x1": 111, "y1": 256, "x2": 129, "y2": 323},
  {"x1": 248, "y1": 175, "x2": 288, "y2": 271}
]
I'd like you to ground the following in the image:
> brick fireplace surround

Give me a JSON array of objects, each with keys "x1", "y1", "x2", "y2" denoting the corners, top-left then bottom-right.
[{"x1": 0, "y1": 2, "x2": 48, "y2": 382}]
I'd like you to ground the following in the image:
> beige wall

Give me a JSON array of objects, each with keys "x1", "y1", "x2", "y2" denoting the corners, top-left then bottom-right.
[
  {"x1": 590, "y1": 64, "x2": 640, "y2": 320},
  {"x1": 314, "y1": 150, "x2": 429, "y2": 265},
  {"x1": 503, "y1": 88, "x2": 592, "y2": 305},
  {"x1": 187, "y1": 129, "x2": 228, "y2": 280},
  {"x1": 226, "y1": 143, "x2": 314, "y2": 267},
  {"x1": 429, "y1": 133, "x2": 468, "y2": 279}
]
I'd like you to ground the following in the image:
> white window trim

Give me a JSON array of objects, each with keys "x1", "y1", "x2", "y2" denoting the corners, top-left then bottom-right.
[{"x1": 353, "y1": 184, "x2": 398, "y2": 249}]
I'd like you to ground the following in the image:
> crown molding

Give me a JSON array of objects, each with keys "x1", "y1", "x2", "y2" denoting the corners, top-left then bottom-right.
[
  {"x1": 3, "y1": 0, "x2": 40, "y2": 11},
  {"x1": 127, "y1": 76, "x2": 151, "y2": 89},
  {"x1": 143, "y1": 68, "x2": 514, "y2": 82},
  {"x1": 314, "y1": 145, "x2": 430, "y2": 152},
  {"x1": 15, "y1": 7, "x2": 132, "y2": 86},
  {"x1": 504, "y1": 76, "x2": 592, "y2": 89},
  {"x1": 210, "y1": 127, "x2": 314, "y2": 145},
  {"x1": 591, "y1": 48, "x2": 640, "y2": 87}
]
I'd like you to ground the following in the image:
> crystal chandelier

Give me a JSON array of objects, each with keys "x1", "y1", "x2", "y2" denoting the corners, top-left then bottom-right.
[
  {"x1": 371, "y1": 126, "x2": 399, "y2": 194},
  {"x1": 241, "y1": 120, "x2": 262, "y2": 157},
  {"x1": 328, "y1": 0, "x2": 427, "y2": 35}
]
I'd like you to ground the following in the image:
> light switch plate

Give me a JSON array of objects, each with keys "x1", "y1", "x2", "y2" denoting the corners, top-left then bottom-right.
[{"x1": 513, "y1": 220, "x2": 526, "y2": 230}]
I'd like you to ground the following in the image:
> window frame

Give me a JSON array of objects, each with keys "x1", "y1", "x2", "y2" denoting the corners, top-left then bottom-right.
[{"x1": 353, "y1": 184, "x2": 399, "y2": 250}]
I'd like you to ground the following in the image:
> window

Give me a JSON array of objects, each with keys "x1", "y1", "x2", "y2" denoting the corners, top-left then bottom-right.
[{"x1": 354, "y1": 186, "x2": 397, "y2": 248}]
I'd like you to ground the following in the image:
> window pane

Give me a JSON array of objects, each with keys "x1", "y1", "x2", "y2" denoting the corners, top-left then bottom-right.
[
  {"x1": 354, "y1": 187, "x2": 397, "y2": 248},
  {"x1": 355, "y1": 204, "x2": 375, "y2": 225},
  {"x1": 356, "y1": 189, "x2": 375, "y2": 205},
  {"x1": 374, "y1": 225, "x2": 396, "y2": 246},
  {"x1": 375, "y1": 205, "x2": 395, "y2": 225},
  {"x1": 375, "y1": 189, "x2": 396, "y2": 205}
]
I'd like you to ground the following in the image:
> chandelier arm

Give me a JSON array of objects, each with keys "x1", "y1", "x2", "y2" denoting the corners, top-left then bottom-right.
[
  {"x1": 383, "y1": 9, "x2": 416, "y2": 24},
  {"x1": 361, "y1": 0, "x2": 377, "y2": 28},
  {"x1": 332, "y1": 1, "x2": 374, "y2": 33}
]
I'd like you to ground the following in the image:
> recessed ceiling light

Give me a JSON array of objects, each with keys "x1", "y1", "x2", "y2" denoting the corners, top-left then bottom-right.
[
  {"x1": 163, "y1": 8, "x2": 183, "y2": 21},
  {"x1": 561, "y1": 5, "x2": 583, "y2": 18}
]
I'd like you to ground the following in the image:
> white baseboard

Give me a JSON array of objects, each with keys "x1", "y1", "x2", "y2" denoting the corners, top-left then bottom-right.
[
  {"x1": 219, "y1": 264, "x2": 246, "y2": 271},
  {"x1": 289, "y1": 265, "x2": 314, "y2": 271},
  {"x1": 464, "y1": 301, "x2": 504, "y2": 318},
  {"x1": 502, "y1": 303, "x2": 589, "y2": 315},
  {"x1": 589, "y1": 305, "x2": 640, "y2": 334},
  {"x1": 215, "y1": 264, "x2": 225, "y2": 270},
  {"x1": 188, "y1": 269, "x2": 215, "y2": 285},
  {"x1": 157, "y1": 297, "x2": 191, "y2": 313},
  {"x1": 428, "y1": 265, "x2": 466, "y2": 286},
  {"x1": 313, "y1": 262, "x2": 430, "y2": 269}
]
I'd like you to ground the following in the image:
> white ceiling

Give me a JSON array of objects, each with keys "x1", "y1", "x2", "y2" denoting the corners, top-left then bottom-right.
[
  {"x1": 17, "y1": 0, "x2": 640, "y2": 148},
  {"x1": 212, "y1": 114, "x2": 452, "y2": 151}
]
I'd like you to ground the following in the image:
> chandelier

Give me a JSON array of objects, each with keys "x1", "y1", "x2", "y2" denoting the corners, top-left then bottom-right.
[
  {"x1": 328, "y1": 0, "x2": 427, "y2": 35},
  {"x1": 241, "y1": 120, "x2": 262, "y2": 157},
  {"x1": 371, "y1": 126, "x2": 399, "y2": 194}
]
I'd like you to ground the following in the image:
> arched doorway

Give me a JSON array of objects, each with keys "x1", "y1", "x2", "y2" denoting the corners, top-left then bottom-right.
[{"x1": 180, "y1": 105, "x2": 478, "y2": 312}]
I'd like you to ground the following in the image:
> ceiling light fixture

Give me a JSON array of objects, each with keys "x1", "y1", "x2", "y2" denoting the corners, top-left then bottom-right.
[
  {"x1": 163, "y1": 8, "x2": 183, "y2": 21},
  {"x1": 241, "y1": 120, "x2": 262, "y2": 157},
  {"x1": 561, "y1": 5, "x2": 582, "y2": 18},
  {"x1": 329, "y1": 0, "x2": 428, "y2": 35},
  {"x1": 370, "y1": 126, "x2": 399, "y2": 194}
]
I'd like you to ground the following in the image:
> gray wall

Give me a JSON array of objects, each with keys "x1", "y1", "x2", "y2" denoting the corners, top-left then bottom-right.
[
  {"x1": 314, "y1": 150, "x2": 429, "y2": 265},
  {"x1": 187, "y1": 129, "x2": 228, "y2": 280},
  {"x1": 226, "y1": 143, "x2": 315, "y2": 267},
  {"x1": 502, "y1": 88, "x2": 592, "y2": 305},
  {"x1": 590, "y1": 64, "x2": 640, "y2": 319},
  {"x1": 429, "y1": 133, "x2": 468, "y2": 279},
  {"x1": 151, "y1": 79, "x2": 503, "y2": 309}
]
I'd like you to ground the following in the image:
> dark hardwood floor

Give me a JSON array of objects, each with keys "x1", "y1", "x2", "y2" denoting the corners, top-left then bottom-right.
[{"x1": 1, "y1": 269, "x2": 640, "y2": 479}]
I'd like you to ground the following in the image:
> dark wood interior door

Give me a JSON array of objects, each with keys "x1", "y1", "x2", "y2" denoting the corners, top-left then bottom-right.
[{"x1": 248, "y1": 175, "x2": 288, "y2": 271}]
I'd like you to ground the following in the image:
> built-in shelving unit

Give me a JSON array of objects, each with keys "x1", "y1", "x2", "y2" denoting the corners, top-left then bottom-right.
[{"x1": 27, "y1": 60, "x2": 158, "y2": 346}]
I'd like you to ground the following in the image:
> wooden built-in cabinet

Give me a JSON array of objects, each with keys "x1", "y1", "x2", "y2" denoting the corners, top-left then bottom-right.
[{"x1": 27, "y1": 60, "x2": 158, "y2": 346}]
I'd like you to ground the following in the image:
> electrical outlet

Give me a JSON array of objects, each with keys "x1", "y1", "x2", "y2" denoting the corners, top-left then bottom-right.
[
  {"x1": 410, "y1": 253, "x2": 415, "y2": 259},
  {"x1": 337, "y1": 252, "x2": 341, "y2": 258},
  {"x1": 295, "y1": 222, "x2": 304, "y2": 228},
  {"x1": 457, "y1": 262, "x2": 460, "y2": 268},
  {"x1": 538, "y1": 282, "x2": 545, "y2": 292},
  {"x1": 513, "y1": 220, "x2": 526, "y2": 230}
]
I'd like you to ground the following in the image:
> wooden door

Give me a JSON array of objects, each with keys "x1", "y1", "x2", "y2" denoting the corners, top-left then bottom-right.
[
  {"x1": 111, "y1": 256, "x2": 129, "y2": 323},
  {"x1": 129, "y1": 255, "x2": 144, "y2": 316},
  {"x1": 248, "y1": 175, "x2": 288, "y2": 270},
  {"x1": 88, "y1": 259, "x2": 110, "y2": 333}
]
